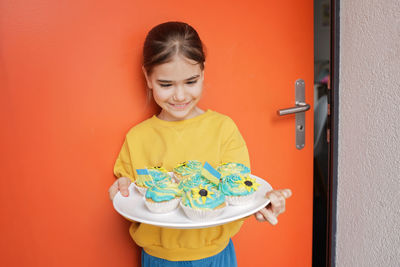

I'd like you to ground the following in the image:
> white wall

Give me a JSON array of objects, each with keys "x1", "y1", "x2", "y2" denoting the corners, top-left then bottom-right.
[{"x1": 337, "y1": 0, "x2": 400, "y2": 266}]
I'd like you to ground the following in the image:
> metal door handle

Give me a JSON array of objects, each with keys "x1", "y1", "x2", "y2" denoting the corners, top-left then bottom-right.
[
  {"x1": 278, "y1": 102, "x2": 310, "y2": 116},
  {"x1": 277, "y1": 79, "x2": 309, "y2": 150}
]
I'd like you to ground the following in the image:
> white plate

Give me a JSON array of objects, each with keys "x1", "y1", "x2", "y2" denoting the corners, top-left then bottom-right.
[{"x1": 113, "y1": 174, "x2": 273, "y2": 229}]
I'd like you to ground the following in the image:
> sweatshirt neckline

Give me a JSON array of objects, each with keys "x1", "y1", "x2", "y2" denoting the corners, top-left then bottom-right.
[{"x1": 151, "y1": 109, "x2": 212, "y2": 126}]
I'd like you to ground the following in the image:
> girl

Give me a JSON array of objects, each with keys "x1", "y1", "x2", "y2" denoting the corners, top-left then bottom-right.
[{"x1": 108, "y1": 21, "x2": 291, "y2": 267}]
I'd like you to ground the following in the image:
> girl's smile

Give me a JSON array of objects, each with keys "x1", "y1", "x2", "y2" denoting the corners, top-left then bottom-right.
[
  {"x1": 168, "y1": 101, "x2": 192, "y2": 110},
  {"x1": 143, "y1": 55, "x2": 205, "y2": 121}
]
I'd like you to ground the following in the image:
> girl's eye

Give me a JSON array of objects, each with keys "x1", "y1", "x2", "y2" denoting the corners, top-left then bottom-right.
[
  {"x1": 186, "y1": 80, "x2": 198, "y2": 85},
  {"x1": 159, "y1": 84, "x2": 172, "y2": 87}
]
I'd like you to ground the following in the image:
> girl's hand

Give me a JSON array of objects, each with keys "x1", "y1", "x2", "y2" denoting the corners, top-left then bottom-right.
[
  {"x1": 108, "y1": 177, "x2": 131, "y2": 201},
  {"x1": 254, "y1": 189, "x2": 292, "y2": 225}
]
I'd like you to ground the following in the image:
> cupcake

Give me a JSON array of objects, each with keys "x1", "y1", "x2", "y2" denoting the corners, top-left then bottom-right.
[
  {"x1": 144, "y1": 181, "x2": 182, "y2": 213},
  {"x1": 218, "y1": 174, "x2": 260, "y2": 205},
  {"x1": 173, "y1": 160, "x2": 202, "y2": 181},
  {"x1": 217, "y1": 162, "x2": 251, "y2": 177},
  {"x1": 147, "y1": 166, "x2": 171, "y2": 183},
  {"x1": 134, "y1": 167, "x2": 173, "y2": 195},
  {"x1": 178, "y1": 173, "x2": 213, "y2": 192},
  {"x1": 134, "y1": 169, "x2": 155, "y2": 195},
  {"x1": 180, "y1": 184, "x2": 227, "y2": 221}
]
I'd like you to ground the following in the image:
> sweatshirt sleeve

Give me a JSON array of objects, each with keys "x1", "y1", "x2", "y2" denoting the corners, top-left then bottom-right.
[
  {"x1": 113, "y1": 137, "x2": 139, "y2": 225},
  {"x1": 220, "y1": 117, "x2": 251, "y2": 168},
  {"x1": 113, "y1": 137, "x2": 135, "y2": 181}
]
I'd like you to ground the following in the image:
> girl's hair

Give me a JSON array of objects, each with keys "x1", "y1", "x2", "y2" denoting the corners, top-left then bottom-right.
[{"x1": 142, "y1": 21, "x2": 206, "y2": 75}]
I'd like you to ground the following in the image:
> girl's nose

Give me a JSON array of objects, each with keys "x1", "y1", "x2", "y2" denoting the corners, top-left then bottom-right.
[{"x1": 173, "y1": 85, "x2": 185, "y2": 101}]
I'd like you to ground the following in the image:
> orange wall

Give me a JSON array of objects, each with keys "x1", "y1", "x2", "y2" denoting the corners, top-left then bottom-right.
[{"x1": 0, "y1": 1, "x2": 313, "y2": 266}]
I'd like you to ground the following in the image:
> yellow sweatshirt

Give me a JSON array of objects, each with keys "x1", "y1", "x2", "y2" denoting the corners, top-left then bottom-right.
[{"x1": 113, "y1": 110, "x2": 250, "y2": 261}]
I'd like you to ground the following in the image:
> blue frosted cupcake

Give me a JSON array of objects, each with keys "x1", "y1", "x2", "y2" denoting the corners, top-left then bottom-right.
[
  {"x1": 219, "y1": 174, "x2": 260, "y2": 205},
  {"x1": 144, "y1": 181, "x2": 182, "y2": 213},
  {"x1": 180, "y1": 184, "x2": 227, "y2": 221}
]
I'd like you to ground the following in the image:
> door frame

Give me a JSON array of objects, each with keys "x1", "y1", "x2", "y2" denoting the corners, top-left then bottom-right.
[
  {"x1": 312, "y1": 0, "x2": 339, "y2": 266},
  {"x1": 327, "y1": 0, "x2": 339, "y2": 266}
]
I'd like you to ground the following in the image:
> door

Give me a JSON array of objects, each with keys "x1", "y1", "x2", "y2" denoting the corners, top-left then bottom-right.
[{"x1": 1, "y1": 0, "x2": 313, "y2": 266}]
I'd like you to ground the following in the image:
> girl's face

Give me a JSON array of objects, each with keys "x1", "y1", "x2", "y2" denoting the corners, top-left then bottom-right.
[{"x1": 143, "y1": 55, "x2": 204, "y2": 121}]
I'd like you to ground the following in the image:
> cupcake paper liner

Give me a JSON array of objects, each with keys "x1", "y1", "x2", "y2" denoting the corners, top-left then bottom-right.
[
  {"x1": 144, "y1": 197, "x2": 181, "y2": 213},
  {"x1": 180, "y1": 202, "x2": 228, "y2": 222},
  {"x1": 225, "y1": 192, "x2": 256, "y2": 206}
]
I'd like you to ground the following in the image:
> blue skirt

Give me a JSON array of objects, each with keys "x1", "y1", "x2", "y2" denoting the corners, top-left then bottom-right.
[{"x1": 141, "y1": 239, "x2": 238, "y2": 267}]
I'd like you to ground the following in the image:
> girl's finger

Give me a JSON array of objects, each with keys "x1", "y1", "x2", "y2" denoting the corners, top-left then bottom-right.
[
  {"x1": 254, "y1": 211, "x2": 266, "y2": 222},
  {"x1": 118, "y1": 177, "x2": 131, "y2": 197},
  {"x1": 266, "y1": 189, "x2": 292, "y2": 200},
  {"x1": 108, "y1": 183, "x2": 119, "y2": 201},
  {"x1": 278, "y1": 189, "x2": 292, "y2": 199},
  {"x1": 267, "y1": 192, "x2": 286, "y2": 216},
  {"x1": 258, "y1": 207, "x2": 278, "y2": 225}
]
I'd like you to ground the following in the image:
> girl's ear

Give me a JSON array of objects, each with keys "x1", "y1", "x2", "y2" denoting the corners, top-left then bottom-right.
[
  {"x1": 142, "y1": 66, "x2": 152, "y2": 89},
  {"x1": 201, "y1": 62, "x2": 205, "y2": 81}
]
